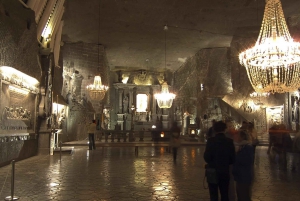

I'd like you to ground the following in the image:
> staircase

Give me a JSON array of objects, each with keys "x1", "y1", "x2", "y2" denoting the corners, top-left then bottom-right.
[
  {"x1": 218, "y1": 98, "x2": 269, "y2": 145},
  {"x1": 217, "y1": 98, "x2": 249, "y2": 123}
]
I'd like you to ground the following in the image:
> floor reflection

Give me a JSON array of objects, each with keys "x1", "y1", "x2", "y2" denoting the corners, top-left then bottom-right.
[{"x1": 0, "y1": 146, "x2": 300, "y2": 200}]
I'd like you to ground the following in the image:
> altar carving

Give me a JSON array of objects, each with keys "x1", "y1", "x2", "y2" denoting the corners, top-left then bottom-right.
[
  {"x1": 50, "y1": 97, "x2": 68, "y2": 130},
  {"x1": 0, "y1": 66, "x2": 39, "y2": 134},
  {"x1": 2, "y1": 106, "x2": 31, "y2": 120},
  {"x1": 112, "y1": 70, "x2": 173, "y2": 130},
  {"x1": 103, "y1": 108, "x2": 111, "y2": 129},
  {"x1": 133, "y1": 70, "x2": 152, "y2": 85}
]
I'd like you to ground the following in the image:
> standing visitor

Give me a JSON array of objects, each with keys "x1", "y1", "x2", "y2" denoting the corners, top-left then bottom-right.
[
  {"x1": 88, "y1": 119, "x2": 96, "y2": 150},
  {"x1": 232, "y1": 131, "x2": 254, "y2": 201},
  {"x1": 239, "y1": 121, "x2": 248, "y2": 132},
  {"x1": 170, "y1": 122, "x2": 181, "y2": 162},
  {"x1": 206, "y1": 119, "x2": 216, "y2": 140},
  {"x1": 204, "y1": 121, "x2": 236, "y2": 201},
  {"x1": 248, "y1": 122, "x2": 259, "y2": 156}
]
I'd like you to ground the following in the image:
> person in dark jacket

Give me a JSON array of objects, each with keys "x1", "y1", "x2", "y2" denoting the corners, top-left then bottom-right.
[
  {"x1": 206, "y1": 119, "x2": 216, "y2": 140},
  {"x1": 204, "y1": 121, "x2": 236, "y2": 201},
  {"x1": 169, "y1": 122, "x2": 181, "y2": 162},
  {"x1": 232, "y1": 130, "x2": 254, "y2": 201}
]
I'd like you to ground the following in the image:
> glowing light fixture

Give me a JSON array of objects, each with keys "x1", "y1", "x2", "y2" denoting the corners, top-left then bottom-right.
[
  {"x1": 155, "y1": 82, "x2": 176, "y2": 108},
  {"x1": 155, "y1": 25, "x2": 176, "y2": 108},
  {"x1": 9, "y1": 85, "x2": 29, "y2": 95},
  {"x1": 86, "y1": 76, "x2": 108, "y2": 101},
  {"x1": 0, "y1": 66, "x2": 39, "y2": 94},
  {"x1": 239, "y1": 0, "x2": 300, "y2": 94}
]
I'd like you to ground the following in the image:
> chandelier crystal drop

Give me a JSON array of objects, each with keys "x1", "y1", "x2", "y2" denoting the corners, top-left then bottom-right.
[
  {"x1": 155, "y1": 82, "x2": 176, "y2": 108},
  {"x1": 249, "y1": 92, "x2": 270, "y2": 98},
  {"x1": 239, "y1": 0, "x2": 300, "y2": 94},
  {"x1": 86, "y1": 75, "x2": 108, "y2": 101}
]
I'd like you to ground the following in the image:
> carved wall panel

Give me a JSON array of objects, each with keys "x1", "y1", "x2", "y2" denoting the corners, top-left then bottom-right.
[
  {"x1": 0, "y1": 82, "x2": 37, "y2": 134},
  {"x1": 0, "y1": 67, "x2": 39, "y2": 136}
]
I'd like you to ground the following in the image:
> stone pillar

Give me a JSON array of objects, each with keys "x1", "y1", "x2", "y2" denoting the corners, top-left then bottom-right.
[
  {"x1": 129, "y1": 88, "x2": 134, "y2": 114},
  {"x1": 152, "y1": 87, "x2": 157, "y2": 115},
  {"x1": 117, "y1": 113, "x2": 124, "y2": 130}
]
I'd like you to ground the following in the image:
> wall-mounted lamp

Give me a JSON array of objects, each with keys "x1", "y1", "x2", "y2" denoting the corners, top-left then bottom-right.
[{"x1": 9, "y1": 85, "x2": 29, "y2": 95}]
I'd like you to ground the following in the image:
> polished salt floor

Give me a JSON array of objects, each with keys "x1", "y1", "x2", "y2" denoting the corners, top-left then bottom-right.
[{"x1": 0, "y1": 146, "x2": 299, "y2": 201}]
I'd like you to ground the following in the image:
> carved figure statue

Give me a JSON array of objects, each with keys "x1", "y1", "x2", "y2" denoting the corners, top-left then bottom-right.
[
  {"x1": 292, "y1": 96, "x2": 299, "y2": 122},
  {"x1": 148, "y1": 111, "x2": 152, "y2": 122},
  {"x1": 58, "y1": 108, "x2": 66, "y2": 129},
  {"x1": 123, "y1": 95, "x2": 129, "y2": 113},
  {"x1": 2, "y1": 106, "x2": 9, "y2": 120}
]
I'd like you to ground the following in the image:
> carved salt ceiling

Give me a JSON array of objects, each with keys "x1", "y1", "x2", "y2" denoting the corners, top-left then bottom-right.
[{"x1": 62, "y1": 0, "x2": 300, "y2": 72}]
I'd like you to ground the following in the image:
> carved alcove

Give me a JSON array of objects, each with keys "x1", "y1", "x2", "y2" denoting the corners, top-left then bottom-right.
[{"x1": 0, "y1": 67, "x2": 39, "y2": 136}]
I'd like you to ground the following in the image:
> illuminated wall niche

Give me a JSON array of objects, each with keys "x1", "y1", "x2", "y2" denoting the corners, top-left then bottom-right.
[
  {"x1": 0, "y1": 67, "x2": 39, "y2": 135},
  {"x1": 136, "y1": 94, "x2": 148, "y2": 112}
]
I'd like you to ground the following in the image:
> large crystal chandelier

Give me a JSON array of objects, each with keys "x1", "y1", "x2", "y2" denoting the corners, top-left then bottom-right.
[
  {"x1": 154, "y1": 25, "x2": 176, "y2": 108},
  {"x1": 87, "y1": 75, "x2": 108, "y2": 101},
  {"x1": 155, "y1": 81, "x2": 176, "y2": 108},
  {"x1": 239, "y1": 0, "x2": 300, "y2": 94}
]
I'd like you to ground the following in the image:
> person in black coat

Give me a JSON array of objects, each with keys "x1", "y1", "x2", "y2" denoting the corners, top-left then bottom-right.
[{"x1": 204, "y1": 121, "x2": 236, "y2": 201}]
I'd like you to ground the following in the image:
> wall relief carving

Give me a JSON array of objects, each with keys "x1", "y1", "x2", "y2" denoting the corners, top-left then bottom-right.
[{"x1": 0, "y1": 67, "x2": 39, "y2": 134}]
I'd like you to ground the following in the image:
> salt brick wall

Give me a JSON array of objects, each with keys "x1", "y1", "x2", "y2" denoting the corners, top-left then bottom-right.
[
  {"x1": 61, "y1": 42, "x2": 110, "y2": 140},
  {"x1": 62, "y1": 42, "x2": 109, "y2": 100},
  {"x1": 174, "y1": 47, "x2": 231, "y2": 119},
  {"x1": 0, "y1": 0, "x2": 41, "y2": 79},
  {"x1": 0, "y1": 0, "x2": 40, "y2": 166}
]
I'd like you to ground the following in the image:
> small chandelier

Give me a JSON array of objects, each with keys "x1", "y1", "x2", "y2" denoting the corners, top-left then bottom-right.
[
  {"x1": 86, "y1": 1, "x2": 108, "y2": 101},
  {"x1": 239, "y1": 0, "x2": 300, "y2": 94},
  {"x1": 155, "y1": 81, "x2": 176, "y2": 108},
  {"x1": 86, "y1": 75, "x2": 108, "y2": 101},
  {"x1": 154, "y1": 25, "x2": 176, "y2": 108}
]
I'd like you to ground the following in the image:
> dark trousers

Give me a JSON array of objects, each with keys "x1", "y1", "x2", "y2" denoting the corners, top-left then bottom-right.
[
  {"x1": 253, "y1": 145, "x2": 257, "y2": 163},
  {"x1": 236, "y1": 182, "x2": 251, "y2": 201},
  {"x1": 89, "y1": 133, "x2": 96, "y2": 150},
  {"x1": 208, "y1": 175, "x2": 230, "y2": 201},
  {"x1": 172, "y1": 147, "x2": 178, "y2": 161}
]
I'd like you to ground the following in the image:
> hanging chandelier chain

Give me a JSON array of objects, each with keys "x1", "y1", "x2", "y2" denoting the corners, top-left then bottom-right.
[
  {"x1": 154, "y1": 25, "x2": 176, "y2": 109},
  {"x1": 164, "y1": 25, "x2": 167, "y2": 71},
  {"x1": 97, "y1": 0, "x2": 101, "y2": 70},
  {"x1": 86, "y1": 0, "x2": 108, "y2": 101}
]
